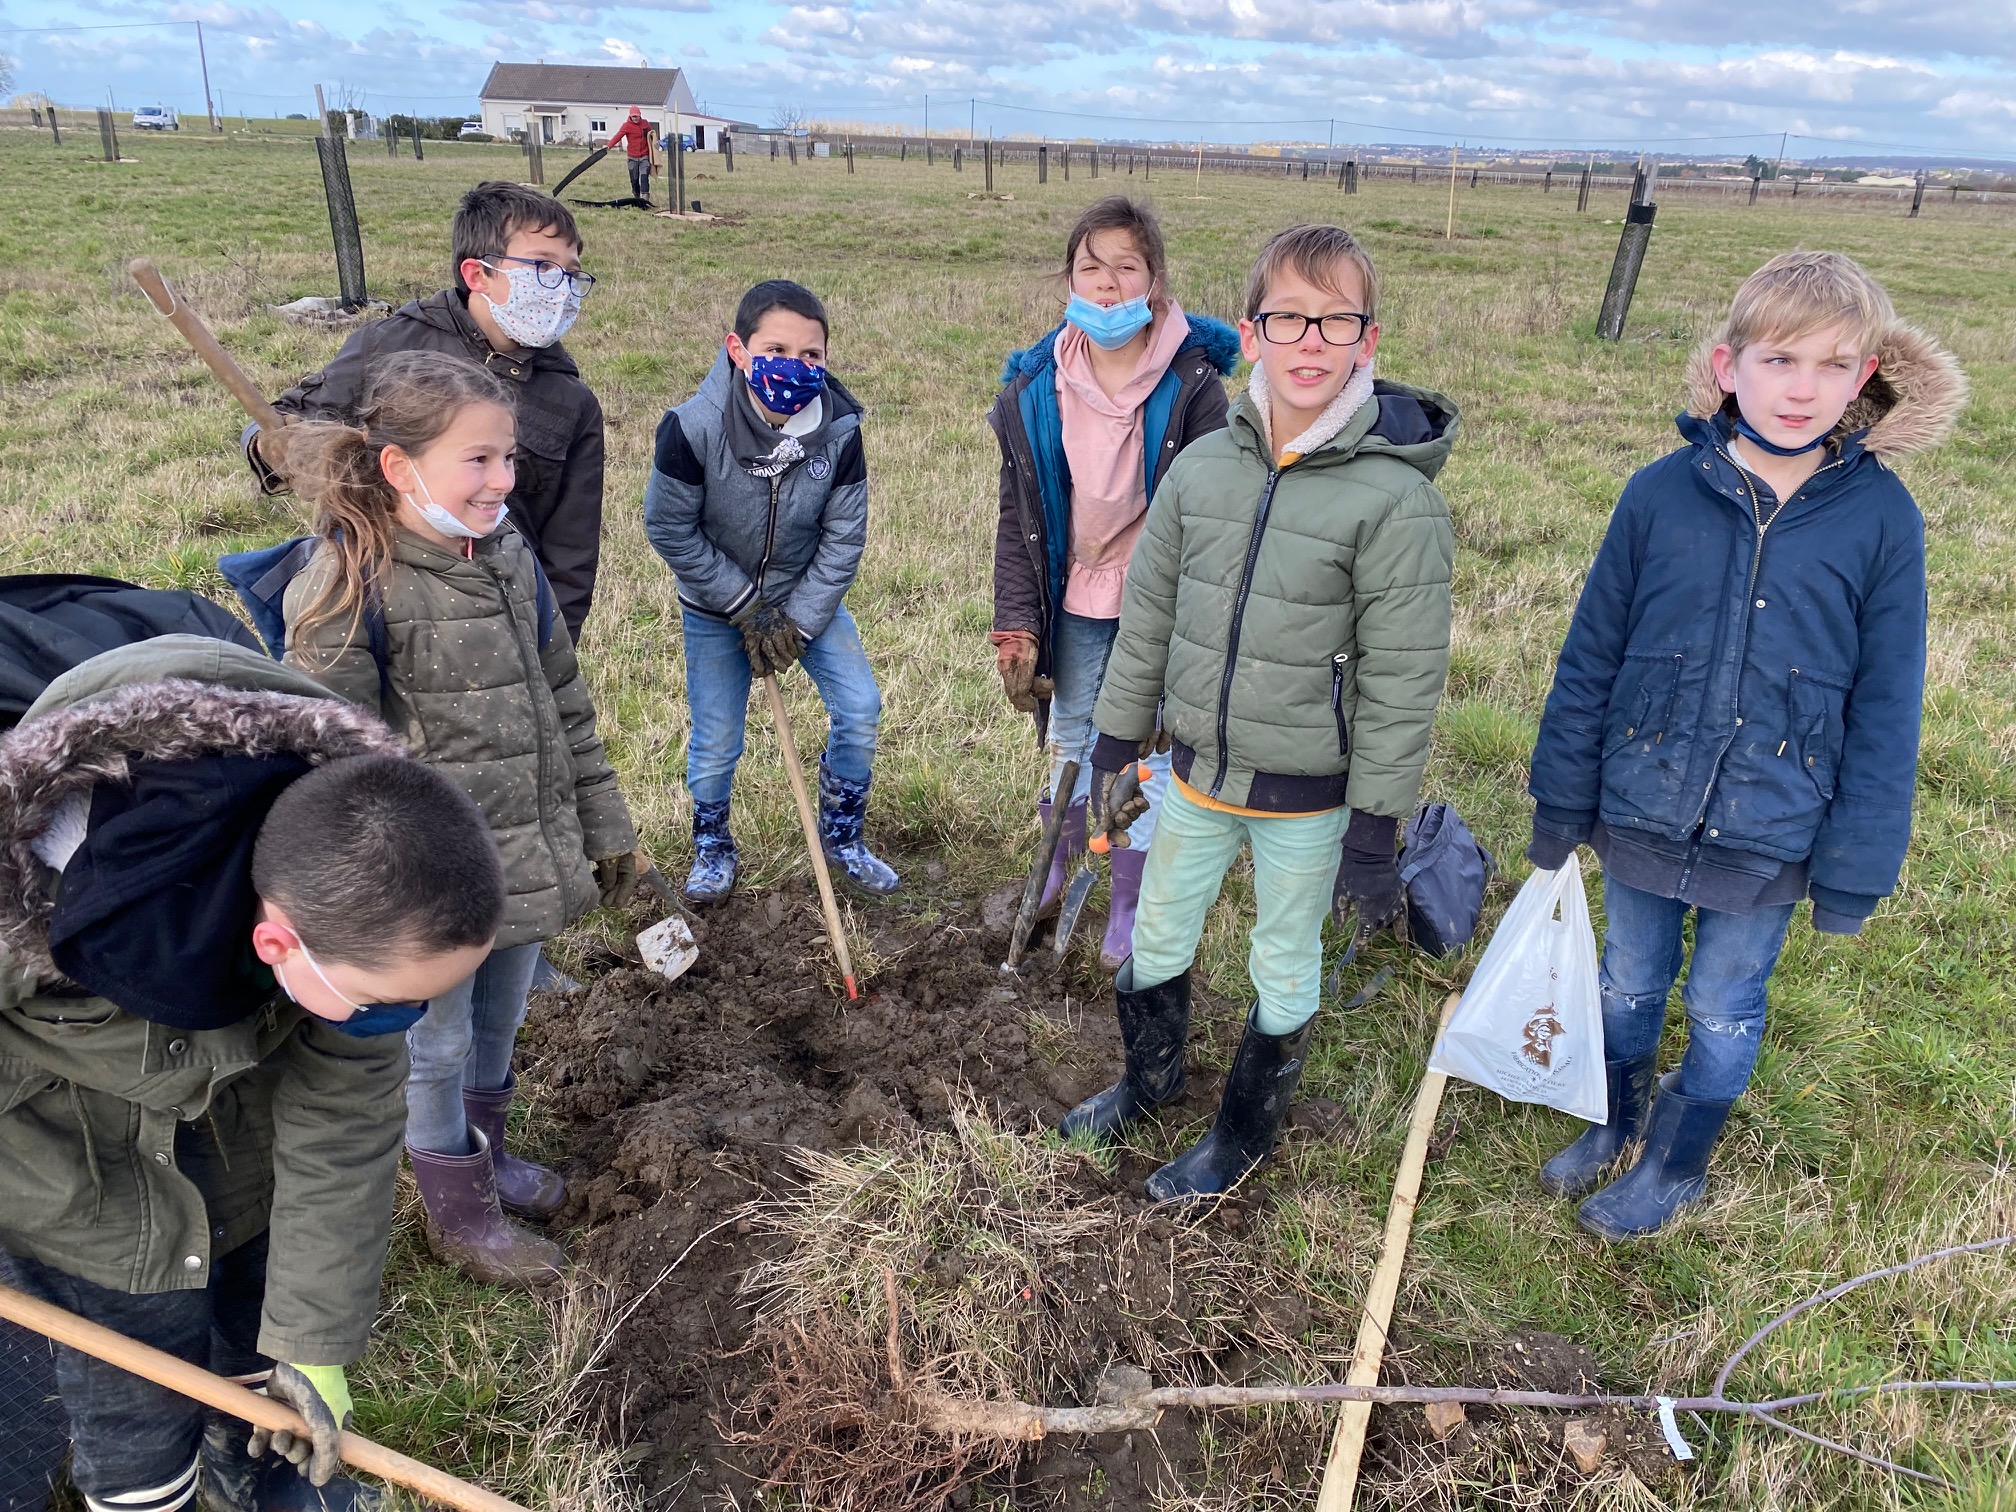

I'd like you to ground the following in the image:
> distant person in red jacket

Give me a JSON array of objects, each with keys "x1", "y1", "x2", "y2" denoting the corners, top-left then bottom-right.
[{"x1": 606, "y1": 106, "x2": 654, "y2": 200}]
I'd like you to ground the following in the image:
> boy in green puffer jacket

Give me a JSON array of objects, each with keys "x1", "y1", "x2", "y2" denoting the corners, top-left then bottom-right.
[{"x1": 1065, "y1": 225, "x2": 1457, "y2": 1202}]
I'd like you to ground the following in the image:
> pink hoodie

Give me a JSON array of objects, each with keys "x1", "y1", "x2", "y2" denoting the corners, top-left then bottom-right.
[{"x1": 1053, "y1": 301, "x2": 1191, "y2": 619}]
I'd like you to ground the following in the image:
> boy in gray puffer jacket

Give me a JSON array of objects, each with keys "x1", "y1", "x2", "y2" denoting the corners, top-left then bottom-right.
[{"x1": 644, "y1": 280, "x2": 896, "y2": 900}]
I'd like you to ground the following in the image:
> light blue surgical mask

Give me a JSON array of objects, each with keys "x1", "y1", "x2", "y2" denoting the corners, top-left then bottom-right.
[
  {"x1": 405, "y1": 464, "x2": 508, "y2": 540},
  {"x1": 1064, "y1": 293, "x2": 1154, "y2": 350}
]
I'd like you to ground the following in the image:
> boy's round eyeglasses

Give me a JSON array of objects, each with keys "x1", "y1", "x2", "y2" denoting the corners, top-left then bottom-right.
[
  {"x1": 483, "y1": 254, "x2": 596, "y2": 298},
  {"x1": 1255, "y1": 311, "x2": 1370, "y2": 346}
]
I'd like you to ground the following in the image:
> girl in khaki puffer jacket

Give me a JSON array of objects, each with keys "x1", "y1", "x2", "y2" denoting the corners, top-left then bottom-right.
[{"x1": 280, "y1": 350, "x2": 637, "y2": 1289}]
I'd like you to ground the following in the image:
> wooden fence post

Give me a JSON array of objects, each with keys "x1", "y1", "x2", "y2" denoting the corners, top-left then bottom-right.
[
  {"x1": 788, "y1": 139, "x2": 797, "y2": 165},
  {"x1": 1749, "y1": 173, "x2": 1761, "y2": 205},
  {"x1": 724, "y1": 134, "x2": 734, "y2": 172},
  {"x1": 1543, "y1": 168, "x2": 1551, "y2": 194},
  {"x1": 984, "y1": 138, "x2": 994, "y2": 191},
  {"x1": 846, "y1": 141, "x2": 855, "y2": 174},
  {"x1": 387, "y1": 122, "x2": 398, "y2": 157},
  {"x1": 1469, "y1": 165, "x2": 1479, "y2": 189},
  {"x1": 1576, "y1": 163, "x2": 1591, "y2": 212},
  {"x1": 410, "y1": 121, "x2": 423, "y2": 160},
  {"x1": 1347, "y1": 159, "x2": 1358, "y2": 194},
  {"x1": 953, "y1": 145, "x2": 962, "y2": 172},
  {"x1": 1037, "y1": 143, "x2": 1047, "y2": 183},
  {"x1": 97, "y1": 107, "x2": 120, "y2": 163},
  {"x1": 48, "y1": 109, "x2": 62, "y2": 145},
  {"x1": 1090, "y1": 146, "x2": 1097, "y2": 179},
  {"x1": 1908, "y1": 173, "x2": 1925, "y2": 218}
]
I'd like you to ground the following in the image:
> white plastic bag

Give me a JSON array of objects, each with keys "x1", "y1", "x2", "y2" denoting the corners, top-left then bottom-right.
[{"x1": 1429, "y1": 852, "x2": 1606, "y2": 1122}]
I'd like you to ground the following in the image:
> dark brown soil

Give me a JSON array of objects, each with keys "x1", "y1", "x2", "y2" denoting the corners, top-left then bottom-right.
[{"x1": 519, "y1": 881, "x2": 1269, "y2": 1510}]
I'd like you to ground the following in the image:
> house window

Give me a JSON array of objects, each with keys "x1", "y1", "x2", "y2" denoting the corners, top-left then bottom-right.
[{"x1": 591, "y1": 119, "x2": 607, "y2": 133}]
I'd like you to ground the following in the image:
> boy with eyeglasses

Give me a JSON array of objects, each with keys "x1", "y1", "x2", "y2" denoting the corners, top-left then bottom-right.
[
  {"x1": 1065, "y1": 224, "x2": 1457, "y2": 1203},
  {"x1": 244, "y1": 182, "x2": 607, "y2": 641}
]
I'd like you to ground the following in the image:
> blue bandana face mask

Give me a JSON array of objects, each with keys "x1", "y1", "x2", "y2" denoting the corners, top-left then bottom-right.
[
  {"x1": 1733, "y1": 413, "x2": 1829, "y2": 457},
  {"x1": 1065, "y1": 292, "x2": 1154, "y2": 350},
  {"x1": 746, "y1": 355, "x2": 826, "y2": 416},
  {"x1": 277, "y1": 944, "x2": 430, "y2": 1038}
]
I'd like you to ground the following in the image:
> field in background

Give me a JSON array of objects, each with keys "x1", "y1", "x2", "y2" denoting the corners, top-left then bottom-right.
[{"x1": 2, "y1": 131, "x2": 2014, "y2": 1510}]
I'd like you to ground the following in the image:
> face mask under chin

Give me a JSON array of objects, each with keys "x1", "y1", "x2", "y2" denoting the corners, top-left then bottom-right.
[{"x1": 404, "y1": 463, "x2": 509, "y2": 540}]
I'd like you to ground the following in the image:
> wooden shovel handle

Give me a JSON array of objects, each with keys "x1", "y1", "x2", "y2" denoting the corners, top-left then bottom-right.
[
  {"x1": 127, "y1": 258, "x2": 284, "y2": 433},
  {"x1": 0, "y1": 1282, "x2": 531, "y2": 1512},
  {"x1": 763, "y1": 673, "x2": 857, "y2": 999}
]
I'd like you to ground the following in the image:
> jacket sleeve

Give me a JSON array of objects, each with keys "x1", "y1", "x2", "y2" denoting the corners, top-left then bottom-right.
[
  {"x1": 1092, "y1": 470, "x2": 1185, "y2": 746},
  {"x1": 1807, "y1": 515, "x2": 1926, "y2": 913},
  {"x1": 1527, "y1": 486, "x2": 1644, "y2": 839},
  {"x1": 279, "y1": 560, "x2": 390, "y2": 718},
  {"x1": 542, "y1": 394, "x2": 605, "y2": 641},
  {"x1": 642, "y1": 410, "x2": 758, "y2": 619},
  {"x1": 1344, "y1": 479, "x2": 1455, "y2": 818},
  {"x1": 781, "y1": 429, "x2": 867, "y2": 639},
  {"x1": 541, "y1": 612, "x2": 638, "y2": 862},
  {"x1": 256, "y1": 1016, "x2": 406, "y2": 1364},
  {"x1": 989, "y1": 402, "x2": 1043, "y2": 640},
  {"x1": 245, "y1": 325, "x2": 382, "y2": 495}
]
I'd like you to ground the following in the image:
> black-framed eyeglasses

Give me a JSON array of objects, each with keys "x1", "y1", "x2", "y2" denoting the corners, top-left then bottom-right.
[
  {"x1": 483, "y1": 254, "x2": 596, "y2": 298},
  {"x1": 1255, "y1": 310, "x2": 1371, "y2": 346}
]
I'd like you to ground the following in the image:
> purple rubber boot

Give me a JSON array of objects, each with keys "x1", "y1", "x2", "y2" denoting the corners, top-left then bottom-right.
[{"x1": 1100, "y1": 843, "x2": 1147, "y2": 971}]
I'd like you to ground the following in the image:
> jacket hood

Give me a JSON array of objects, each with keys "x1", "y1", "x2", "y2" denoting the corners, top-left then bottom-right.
[
  {"x1": 407, "y1": 290, "x2": 583, "y2": 379},
  {"x1": 1002, "y1": 311, "x2": 1242, "y2": 384},
  {"x1": 695, "y1": 346, "x2": 864, "y2": 423},
  {"x1": 0, "y1": 637, "x2": 404, "y2": 982},
  {"x1": 1230, "y1": 376, "x2": 1459, "y2": 482},
  {"x1": 1683, "y1": 319, "x2": 1966, "y2": 462}
]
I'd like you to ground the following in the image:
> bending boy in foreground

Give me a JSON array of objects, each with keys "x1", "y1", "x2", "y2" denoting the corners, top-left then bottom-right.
[
  {"x1": 1527, "y1": 251, "x2": 1964, "y2": 1238},
  {"x1": 0, "y1": 637, "x2": 505, "y2": 1512}
]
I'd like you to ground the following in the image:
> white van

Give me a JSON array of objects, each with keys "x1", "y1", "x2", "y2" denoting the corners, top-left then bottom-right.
[{"x1": 133, "y1": 105, "x2": 179, "y2": 131}]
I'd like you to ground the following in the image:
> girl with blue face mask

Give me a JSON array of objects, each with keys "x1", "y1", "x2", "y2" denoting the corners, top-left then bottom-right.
[{"x1": 986, "y1": 196, "x2": 1243, "y2": 971}]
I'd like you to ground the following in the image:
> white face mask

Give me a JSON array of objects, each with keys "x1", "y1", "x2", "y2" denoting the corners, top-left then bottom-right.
[
  {"x1": 481, "y1": 263, "x2": 580, "y2": 348},
  {"x1": 404, "y1": 463, "x2": 508, "y2": 540}
]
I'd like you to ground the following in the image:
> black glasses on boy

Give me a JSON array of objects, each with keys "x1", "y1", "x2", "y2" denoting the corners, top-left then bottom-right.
[
  {"x1": 1255, "y1": 310, "x2": 1370, "y2": 346},
  {"x1": 482, "y1": 254, "x2": 597, "y2": 298}
]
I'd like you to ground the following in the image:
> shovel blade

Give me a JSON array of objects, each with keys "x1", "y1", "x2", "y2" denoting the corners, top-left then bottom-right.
[
  {"x1": 637, "y1": 913, "x2": 699, "y2": 982},
  {"x1": 1051, "y1": 864, "x2": 1099, "y2": 960}
]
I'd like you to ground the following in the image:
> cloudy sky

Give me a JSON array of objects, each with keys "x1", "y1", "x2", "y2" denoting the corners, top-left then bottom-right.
[{"x1": 4, "y1": 0, "x2": 2011, "y2": 160}]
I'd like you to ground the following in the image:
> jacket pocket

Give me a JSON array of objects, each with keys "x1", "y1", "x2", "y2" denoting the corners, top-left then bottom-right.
[
  {"x1": 1330, "y1": 653, "x2": 1352, "y2": 757},
  {"x1": 1788, "y1": 667, "x2": 1849, "y2": 800},
  {"x1": 1602, "y1": 652, "x2": 1684, "y2": 757}
]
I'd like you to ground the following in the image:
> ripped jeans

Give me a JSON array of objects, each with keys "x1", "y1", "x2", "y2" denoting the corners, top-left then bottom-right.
[{"x1": 1597, "y1": 874, "x2": 1796, "y2": 1102}]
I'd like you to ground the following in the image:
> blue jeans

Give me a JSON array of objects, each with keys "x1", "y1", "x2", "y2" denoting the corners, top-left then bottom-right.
[
  {"x1": 682, "y1": 605, "x2": 881, "y2": 806},
  {"x1": 1598, "y1": 874, "x2": 1796, "y2": 1102},
  {"x1": 405, "y1": 941, "x2": 544, "y2": 1155},
  {"x1": 1131, "y1": 783, "x2": 1349, "y2": 1035},
  {"x1": 1046, "y1": 612, "x2": 1168, "y2": 849}
]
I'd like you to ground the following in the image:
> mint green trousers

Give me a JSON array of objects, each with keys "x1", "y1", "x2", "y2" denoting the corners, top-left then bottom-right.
[{"x1": 1128, "y1": 782, "x2": 1348, "y2": 1034}]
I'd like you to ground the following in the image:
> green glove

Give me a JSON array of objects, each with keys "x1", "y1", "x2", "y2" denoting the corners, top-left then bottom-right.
[{"x1": 248, "y1": 1362, "x2": 353, "y2": 1486}]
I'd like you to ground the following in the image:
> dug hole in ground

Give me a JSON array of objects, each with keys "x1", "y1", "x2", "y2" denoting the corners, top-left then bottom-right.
[{"x1": 518, "y1": 880, "x2": 1681, "y2": 1510}]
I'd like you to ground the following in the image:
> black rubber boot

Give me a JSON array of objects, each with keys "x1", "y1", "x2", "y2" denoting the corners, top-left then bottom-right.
[
  {"x1": 1145, "y1": 1008, "x2": 1312, "y2": 1203},
  {"x1": 1057, "y1": 961, "x2": 1190, "y2": 1142},
  {"x1": 200, "y1": 1413, "x2": 383, "y2": 1512},
  {"x1": 1576, "y1": 1075, "x2": 1735, "y2": 1241},
  {"x1": 1538, "y1": 1050, "x2": 1659, "y2": 1198}
]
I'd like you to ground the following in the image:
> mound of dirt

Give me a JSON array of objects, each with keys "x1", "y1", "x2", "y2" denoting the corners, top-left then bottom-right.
[{"x1": 519, "y1": 882, "x2": 1281, "y2": 1509}]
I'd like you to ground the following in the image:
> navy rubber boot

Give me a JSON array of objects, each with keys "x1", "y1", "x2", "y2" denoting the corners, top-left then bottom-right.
[
  {"x1": 817, "y1": 755, "x2": 899, "y2": 894},
  {"x1": 683, "y1": 799, "x2": 738, "y2": 903},
  {"x1": 1058, "y1": 961, "x2": 1190, "y2": 1142},
  {"x1": 1576, "y1": 1075, "x2": 1735, "y2": 1241},
  {"x1": 1145, "y1": 1008, "x2": 1313, "y2": 1203},
  {"x1": 201, "y1": 1413, "x2": 383, "y2": 1512},
  {"x1": 1539, "y1": 1050, "x2": 1660, "y2": 1198}
]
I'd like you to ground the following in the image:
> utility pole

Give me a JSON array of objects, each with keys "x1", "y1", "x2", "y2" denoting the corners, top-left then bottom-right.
[
  {"x1": 1328, "y1": 118, "x2": 1335, "y2": 156},
  {"x1": 196, "y1": 22, "x2": 219, "y2": 130}
]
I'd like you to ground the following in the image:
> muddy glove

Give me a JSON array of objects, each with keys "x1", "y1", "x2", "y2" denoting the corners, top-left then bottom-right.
[
  {"x1": 756, "y1": 616, "x2": 808, "y2": 677},
  {"x1": 1089, "y1": 760, "x2": 1153, "y2": 852},
  {"x1": 992, "y1": 633, "x2": 1053, "y2": 713},
  {"x1": 1333, "y1": 810, "x2": 1403, "y2": 932},
  {"x1": 247, "y1": 1363, "x2": 351, "y2": 1487},
  {"x1": 594, "y1": 851, "x2": 638, "y2": 909},
  {"x1": 732, "y1": 600, "x2": 798, "y2": 678}
]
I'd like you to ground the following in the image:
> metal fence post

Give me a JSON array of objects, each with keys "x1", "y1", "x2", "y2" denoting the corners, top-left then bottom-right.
[{"x1": 1596, "y1": 162, "x2": 1658, "y2": 341}]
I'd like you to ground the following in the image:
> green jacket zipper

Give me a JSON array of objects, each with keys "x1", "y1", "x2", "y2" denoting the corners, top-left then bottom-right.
[{"x1": 1211, "y1": 467, "x2": 1282, "y2": 798}]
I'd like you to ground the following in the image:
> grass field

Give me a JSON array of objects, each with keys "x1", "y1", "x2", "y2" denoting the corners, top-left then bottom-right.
[{"x1": 2, "y1": 127, "x2": 2014, "y2": 1510}]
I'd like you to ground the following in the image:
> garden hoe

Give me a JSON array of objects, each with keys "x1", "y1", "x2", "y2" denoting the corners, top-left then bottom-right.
[
  {"x1": 1051, "y1": 762, "x2": 1150, "y2": 961},
  {"x1": 1002, "y1": 759, "x2": 1078, "y2": 972}
]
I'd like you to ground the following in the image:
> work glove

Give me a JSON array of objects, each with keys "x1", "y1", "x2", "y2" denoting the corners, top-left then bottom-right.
[
  {"x1": 993, "y1": 633, "x2": 1053, "y2": 713},
  {"x1": 756, "y1": 617, "x2": 808, "y2": 678},
  {"x1": 594, "y1": 851, "x2": 639, "y2": 910},
  {"x1": 733, "y1": 600, "x2": 803, "y2": 678},
  {"x1": 251, "y1": 416, "x2": 301, "y2": 477},
  {"x1": 1089, "y1": 760, "x2": 1153, "y2": 852},
  {"x1": 248, "y1": 1362, "x2": 351, "y2": 1487},
  {"x1": 1333, "y1": 810, "x2": 1403, "y2": 933}
]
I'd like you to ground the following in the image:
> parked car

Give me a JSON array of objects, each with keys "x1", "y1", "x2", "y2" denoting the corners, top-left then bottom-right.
[
  {"x1": 457, "y1": 120, "x2": 486, "y2": 139},
  {"x1": 132, "y1": 105, "x2": 178, "y2": 131}
]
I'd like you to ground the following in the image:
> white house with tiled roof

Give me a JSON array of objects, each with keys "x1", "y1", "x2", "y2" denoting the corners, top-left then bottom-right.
[{"x1": 476, "y1": 63, "x2": 744, "y2": 147}]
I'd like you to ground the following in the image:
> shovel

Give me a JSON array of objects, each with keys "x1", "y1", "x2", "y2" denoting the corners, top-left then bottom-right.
[
  {"x1": 1002, "y1": 760, "x2": 1079, "y2": 972},
  {"x1": 1052, "y1": 762, "x2": 1149, "y2": 961},
  {"x1": 632, "y1": 849, "x2": 699, "y2": 982}
]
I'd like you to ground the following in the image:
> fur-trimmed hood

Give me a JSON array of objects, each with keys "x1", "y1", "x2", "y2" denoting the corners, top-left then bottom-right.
[
  {"x1": 1683, "y1": 319, "x2": 1967, "y2": 462},
  {"x1": 0, "y1": 649, "x2": 402, "y2": 981},
  {"x1": 1002, "y1": 310, "x2": 1242, "y2": 383}
]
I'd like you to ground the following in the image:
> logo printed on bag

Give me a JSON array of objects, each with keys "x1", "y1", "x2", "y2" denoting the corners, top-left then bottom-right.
[{"x1": 1520, "y1": 1008, "x2": 1565, "y2": 1069}]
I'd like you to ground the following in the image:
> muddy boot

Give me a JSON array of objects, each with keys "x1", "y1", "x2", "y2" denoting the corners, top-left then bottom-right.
[
  {"x1": 529, "y1": 948, "x2": 581, "y2": 994},
  {"x1": 817, "y1": 755, "x2": 899, "y2": 894},
  {"x1": 462, "y1": 1073, "x2": 566, "y2": 1220},
  {"x1": 1036, "y1": 798, "x2": 1087, "y2": 917},
  {"x1": 408, "y1": 1127, "x2": 566, "y2": 1288},
  {"x1": 1057, "y1": 962, "x2": 1189, "y2": 1142},
  {"x1": 683, "y1": 798, "x2": 738, "y2": 903},
  {"x1": 200, "y1": 1412, "x2": 383, "y2": 1512},
  {"x1": 1145, "y1": 1008, "x2": 1312, "y2": 1204},
  {"x1": 1576, "y1": 1075, "x2": 1735, "y2": 1241},
  {"x1": 1098, "y1": 844, "x2": 1146, "y2": 971},
  {"x1": 1538, "y1": 1050, "x2": 1659, "y2": 1199}
]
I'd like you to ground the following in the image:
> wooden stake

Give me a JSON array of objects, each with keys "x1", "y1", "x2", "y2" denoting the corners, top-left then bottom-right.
[
  {"x1": 1315, "y1": 993, "x2": 1461, "y2": 1511},
  {"x1": 1446, "y1": 143, "x2": 1459, "y2": 239},
  {"x1": 0, "y1": 1283, "x2": 530, "y2": 1512},
  {"x1": 763, "y1": 673, "x2": 858, "y2": 999}
]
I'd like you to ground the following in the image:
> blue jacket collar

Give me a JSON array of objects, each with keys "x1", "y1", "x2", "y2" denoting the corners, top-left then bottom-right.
[
  {"x1": 1000, "y1": 311, "x2": 1242, "y2": 385},
  {"x1": 1676, "y1": 408, "x2": 1872, "y2": 502}
]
